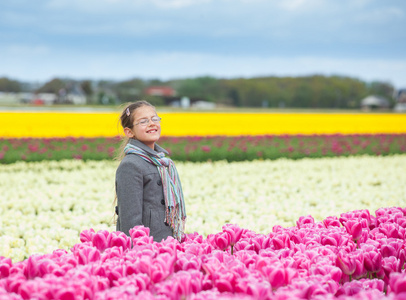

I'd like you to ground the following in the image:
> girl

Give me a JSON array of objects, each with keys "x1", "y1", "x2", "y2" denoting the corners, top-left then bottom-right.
[{"x1": 114, "y1": 101, "x2": 186, "y2": 242}]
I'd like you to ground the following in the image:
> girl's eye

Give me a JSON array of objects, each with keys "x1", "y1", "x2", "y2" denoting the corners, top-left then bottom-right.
[{"x1": 139, "y1": 119, "x2": 149, "y2": 124}]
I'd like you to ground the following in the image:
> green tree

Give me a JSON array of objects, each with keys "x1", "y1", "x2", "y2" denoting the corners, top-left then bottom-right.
[
  {"x1": 0, "y1": 77, "x2": 21, "y2": 92},
  {"x1": 36, "y1": 78, "x2": 65, "y2": 93}
]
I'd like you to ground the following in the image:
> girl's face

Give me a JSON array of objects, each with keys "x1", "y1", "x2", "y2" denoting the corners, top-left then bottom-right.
[{"x1": 124, "y1": 105, "x2": 161, "y2": 149}]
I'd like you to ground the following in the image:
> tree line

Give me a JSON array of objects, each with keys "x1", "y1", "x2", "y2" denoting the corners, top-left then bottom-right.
[{"x1": 0, "y1": 75, "x2": 396, "y2": 108}]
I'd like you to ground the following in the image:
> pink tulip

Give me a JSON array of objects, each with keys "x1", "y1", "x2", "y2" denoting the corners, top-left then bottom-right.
[
  {"x1": 363, "y1": 249, "x2": 382, "y2": 274},
  {"x1": 336, "y1": 251, "x2": 356, "y2": 277},
  {"x1": 214, "y1": 270, "x2": 236, "y2": 293},
  {"x1": 75, "y1": 246, "x2": 101, "y2": 265},
  {"x1": 396, "y1": 217, "x2": 406, "y2": 228},
  {"x1": 236, "y1": 277, "x2": 272, "y2": 299},
  {"x1": 18, "y1": 279, "x2": 51, "y2": 300},
  {"x1": 272, "y1": 233, "x2": 291, "y2": 250},
  {"x1": 379, "y1": 223, "x2": 400, "y2": 239},
  {"x1": 175, "y1": 253, "x2": 201, "y2": 272},
  {"x1": 79, "y1": 228, "x2": 95, "y2": 243},
  {"x1": 382, "y1": 256, "x2": 403, "y2": 279},
  {"x1": 183, "y1": 243, "x2": 212, "y2": 256},
  {"x1": 369, "y1": 228, "x2": 387, "y2": 240},
  {"x1": 296, "y1": 215, "x2": 315, "y2": 228},
  {"x1": 132, "y1": 235, "x2": 154, "y2": 247},
  {"x1": 101, "y1": 246, "x2": 124, "y2": 263},
  {"x1": 323, "y1": 216, "x2": 341, "y2": 228},
  {"x1": 23, "y1": 255, "x2": 42, "y2": 279},
  {"x1": 129, "y1": 225, "x2": 150, "y2": 240},
  {"x1": 222, "y1": 224, "x2": 243, "y2": 246},
  {"x1": 250, "y1": 235, "x2": 271, "y2": 253},
  {"x1": 108, "y1": 231, "x2": 131, "y2": 251},
  {"x1": 380, "y1": 239, "x2": 403, "y2": 258},
  {"x1": 92, "y1": 230, "x2": 109, "y2": 252},
  {"x1": 150, "y1": 253, "x2": 176, "y2": 283},
  {"x1": 320, "y1": 230, "x2": 350, "y2": 247},
  {"x1": 183, "y1": 232, "x2": 204, "y2": 243},
  {"x1": 343, "y1": 219, "x2": 363, "y2": 242},
  {"x1": 352, "y1": 250, "x2": 367, "y2": 280},
  {"x1": 113, "y1": 273, "x2": 151, "y2": 292},
  {"x1": 214, "y1": 232, "x2": 231, "y2": 251},
  {"x1": 388, "y1": 272, "x2": 406, "y2": 295},
  {"x1": 310, "y1": 264, "x2": 342, "y2": 283},
  {"x1": 0, "y1": 257, "x2": 12, "y2": 279},
  {"x1": 335, "y1": 280, "x2": 365, "y2": 297},
  {"x1": 233, "y1": 251, "x2": 257, "y2": 268},
  {"x1": 258, "y1": 264, "x2": 298, "y2": 290},
  {"x1": 290, "y1": 279, "x2": 336, "y2": 299}
]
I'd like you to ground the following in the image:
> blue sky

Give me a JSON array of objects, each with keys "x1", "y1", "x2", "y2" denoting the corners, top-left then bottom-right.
[{"x1": 1, "y1": 0, "x2": 405, "y2": 88}]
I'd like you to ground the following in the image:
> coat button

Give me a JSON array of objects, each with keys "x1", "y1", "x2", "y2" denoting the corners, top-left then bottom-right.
[
  {"x1": 161, "y1": 199, "x2": 165, "y2": 205},
  {"x1": 157, "y1": 180, "x2": 162, "y2": 186}
]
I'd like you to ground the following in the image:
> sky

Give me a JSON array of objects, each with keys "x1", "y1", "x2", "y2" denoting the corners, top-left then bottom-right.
[{"x1": 1, "y1": 0, "x2": 406, "y2": 88}]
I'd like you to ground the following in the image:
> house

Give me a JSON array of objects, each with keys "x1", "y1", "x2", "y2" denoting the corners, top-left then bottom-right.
[
  {"x1": 0, "y1": 92, "x2": 21, "y2": 104},
  {"x1": 53, "y1": 83, "x2": 87, "y2": 105},
  {"x1": 144, "y1": 86, "x2": 176, "y2": 97},
  {"x1": 32, "y1": 93, "x2": 57, "y2": 105},
  {"x1": 394, "y1": 89, "x2": 406, "y2": 112},
  {"x1": 360, "y1": 95, "x2": 390, "y2": 110}
]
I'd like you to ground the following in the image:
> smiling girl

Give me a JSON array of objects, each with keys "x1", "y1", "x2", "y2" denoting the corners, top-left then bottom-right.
[{"x1": 114, "y1": 101, "x2": 186, "y2": 242}]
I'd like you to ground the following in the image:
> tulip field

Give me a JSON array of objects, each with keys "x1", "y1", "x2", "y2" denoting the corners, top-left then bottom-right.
[{"x1": 1, "y1": 110, "x2": 406, "y2": 299}]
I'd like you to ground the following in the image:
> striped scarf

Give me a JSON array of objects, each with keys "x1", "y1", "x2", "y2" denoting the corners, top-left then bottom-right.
[{"x1": 124, "y1": 143, "x2": 186, "y2": 242}]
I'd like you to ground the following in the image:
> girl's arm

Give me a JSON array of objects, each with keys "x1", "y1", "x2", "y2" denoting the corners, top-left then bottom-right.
[{"x1": 116, "y1": 159, "x2": 144, "y2": 236}]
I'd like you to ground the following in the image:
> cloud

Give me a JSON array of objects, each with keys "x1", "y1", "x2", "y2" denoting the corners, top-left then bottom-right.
[
  {"x1": 1, "y1": 46, "x2": 404, "y2": 88},
  {"x1": 0, "y1": 0, "x2": 405, "y2": 87}
]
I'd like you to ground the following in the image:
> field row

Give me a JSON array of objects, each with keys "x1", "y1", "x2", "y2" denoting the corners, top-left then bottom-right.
[
  {"x1": 0, "y1": 155, "x2": 405, "y2": 262},
  {"x1": 1, "y1": 134, "x2": 405, "y2": 164},
  {"x1": 1, "y1": 111, "x2": 406, "y2": 137}
]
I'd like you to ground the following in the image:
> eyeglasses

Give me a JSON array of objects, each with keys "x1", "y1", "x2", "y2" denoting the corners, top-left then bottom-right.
[{"x1": 131, "y1": 116, "x2": 161, "y2": 127}]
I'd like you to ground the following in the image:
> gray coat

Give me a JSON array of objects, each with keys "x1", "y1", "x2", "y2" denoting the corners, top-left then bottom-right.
[{"x1": 115, "y1": 139, "x2": 173, "y2": 242}]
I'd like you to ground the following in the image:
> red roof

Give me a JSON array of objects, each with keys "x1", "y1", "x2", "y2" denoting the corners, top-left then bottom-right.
[{"x1": 144, "y1": 86, "x2": 176, "y2": 97}]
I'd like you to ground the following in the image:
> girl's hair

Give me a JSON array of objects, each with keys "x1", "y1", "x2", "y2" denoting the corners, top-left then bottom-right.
[{"x1": 112, "y1": 100, "x2": 156, "y2": 225}]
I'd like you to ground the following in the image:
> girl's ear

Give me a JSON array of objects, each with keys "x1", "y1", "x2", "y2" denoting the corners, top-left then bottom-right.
[{"x1": 123, "y1": 127, "x2": 134, "y2": 138}]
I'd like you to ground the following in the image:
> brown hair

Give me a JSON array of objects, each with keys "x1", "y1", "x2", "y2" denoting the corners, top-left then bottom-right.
[{"x1": 112, "y1": 100, "x2": 156, "y2": 225}]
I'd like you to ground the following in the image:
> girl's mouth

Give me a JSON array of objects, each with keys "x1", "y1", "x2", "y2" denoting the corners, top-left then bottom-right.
[{"x1": 147, "y1": 129, "x2": 158, "y2": 133}]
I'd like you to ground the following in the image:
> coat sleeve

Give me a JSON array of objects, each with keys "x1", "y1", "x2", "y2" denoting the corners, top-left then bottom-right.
[{"x1": 116, "y1": 158, "x2": 144, "y2": 236}]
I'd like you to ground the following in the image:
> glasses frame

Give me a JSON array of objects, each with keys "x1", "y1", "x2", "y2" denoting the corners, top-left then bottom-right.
[{"x1": 129, "y1": 116, "x2": 162, "y2": 128}]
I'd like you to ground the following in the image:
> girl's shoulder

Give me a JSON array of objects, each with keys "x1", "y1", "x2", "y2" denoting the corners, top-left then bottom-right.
[{"x1": 117, "y1": 154, "x2": 155, "y2": 173}]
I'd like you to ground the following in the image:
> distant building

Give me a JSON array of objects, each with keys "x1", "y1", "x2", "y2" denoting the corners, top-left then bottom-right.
[
  {"x1": 360, "y1": 95, "x2": 390, "y2": 110},
  {"x1": 144, "y1": 86, "x2": 176, "y2": 97},
  {"x1": 32, "y1": 93, "x2": 57, "y2": 105},
  {"x1": 394, "y1": 89, "x2": 406, "y2": 112},
  {"x1": 0, "y1": 92, "x2": 21, "y2": 104}
]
